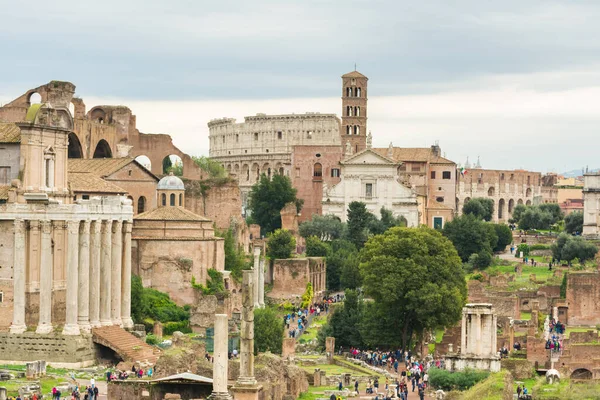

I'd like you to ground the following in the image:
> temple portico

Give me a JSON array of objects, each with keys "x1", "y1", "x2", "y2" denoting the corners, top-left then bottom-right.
[{"x1": 3, "y1": 196, "x2": 133, "y2": 335}]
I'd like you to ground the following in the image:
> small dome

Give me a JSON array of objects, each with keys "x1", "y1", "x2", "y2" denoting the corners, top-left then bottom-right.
[{"x1": 157, "y1": 172, "x2": 185, "y2": 190}]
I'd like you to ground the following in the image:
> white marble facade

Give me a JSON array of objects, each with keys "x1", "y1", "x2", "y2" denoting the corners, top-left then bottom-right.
[{"x1": 322, "y1": 148, "x2": 419, "y2": 226}]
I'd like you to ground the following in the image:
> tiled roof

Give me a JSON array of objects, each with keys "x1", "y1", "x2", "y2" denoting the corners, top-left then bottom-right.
[
  {"x1": 373, "y1": 147, "x2": 455, "y2": 165},
  {"x1": 0, "y1": 122, "x2": 21, "y2": 143},
  {"x1": 69, "y1": 173, "x2": 127, "y2": 194},
  {"x1": 342, "y1": 71, "x2": 367, "y2": 78},
  {"x1": 0, "y1": 185, "x2": 10, "y2": 200},
  {"x1": 68, "y1": 158, "x2": 137, "y2": 176},
  {"x1": 134, "y1": 206, "x2": 211, "y2": 222}
]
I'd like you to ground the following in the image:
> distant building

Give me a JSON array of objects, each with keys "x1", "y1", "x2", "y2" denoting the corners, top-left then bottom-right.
[{"x1": 583, "y1": 173, "x2": 600, "y2": 237}]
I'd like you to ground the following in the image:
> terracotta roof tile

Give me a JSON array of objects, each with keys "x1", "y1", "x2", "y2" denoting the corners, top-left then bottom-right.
[
  {"x1": 342, "y1": 71, "x2": 367, "y2": 78},
  {"x1": 68, "y1": 158, "x2": 137, "y2": 176},
  {"x1": 69, "y1": 173, "x2": 127, "y2": 194},
  {"x1": 0, "y1": 122, "x2": 21, "y2": 143},
  {"x1": 134, "y1": 206, "x2": 211, "y2": 222}
]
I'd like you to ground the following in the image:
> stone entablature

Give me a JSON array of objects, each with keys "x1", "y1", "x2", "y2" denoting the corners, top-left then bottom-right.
[{"x1": 457, "y1": 168, "x2": 543, "y2": 223}]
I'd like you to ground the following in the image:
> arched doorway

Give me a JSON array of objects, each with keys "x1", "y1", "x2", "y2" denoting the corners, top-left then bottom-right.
[
  {"x1": 135, "y1": 155, "x2": 152, "y2": 171},
  {"x1": 508, "y1": 199, "x2": 515, "y2": 214},
  {"x1": 498, "y1": 199, "x2": 505, "y2": 220},
  {"x1": 517, "y1": 199, "x2": 524, "y2": 205},
  {"x1": 68, "y1": 133, "x2": 83, "y2": 158},
  {"x1": 526, "y1": 200, "x2": 532, "y2": 206},
  {"x1": 162, "y1": 155, "x2": 183, "y2": 176},
  {"x1": 571, "y1": 368, "x2": 593, "y2": 380},
  {"x1": 93, "y1": 139, "x2": 112, "y2": 158},
  {"x1": 488, "y1": 187, "x2": 495, "y2": 196},
  {"x1": 137, "y1": 196, "x2": 146, "y2": 214}
]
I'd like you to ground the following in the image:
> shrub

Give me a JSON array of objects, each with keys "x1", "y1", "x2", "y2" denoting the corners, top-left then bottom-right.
[
  {"x1": 529, "y1": 244, "x2": 550, "y2": 251},
  {"x1": 428, "y1": 368, "x2": 489, "y2": 391},
  {"x1": 560, "y1": 273, "x2": 567, "y2": 299},
  {"x1": 305, "y1": 236, "x2": 331, "y2": 257},
  {"x1": 301, "y1": 282, "x2": 314, "y2": 308},
  {"x1": 470, "y1": 273, "x2": 485, "y2": 282},
  {"x1": 163, "y1": 321, "x2": 192, "y2": 335},
  {"x1": 254, "y1": 307, "x2": 284, "y2": 354},
  {"x1": 515, "y1": 243, "x2": 530, "y2": 258},
  {"x1": 266, "y1": 229, "x2": 296, "y2": 260},
  {"x1": 145, "y1": 334, "x2": 160, "y2": 345}
]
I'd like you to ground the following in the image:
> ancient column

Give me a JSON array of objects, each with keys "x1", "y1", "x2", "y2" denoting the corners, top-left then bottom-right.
[
  {"x1": 111, "y1": 220, "x2": 123, "y2": 326},
  {"x1": 121, "y1": 221, "x2": 134, "y2": 329},
  {"x1": 474, "y1": 313, "x2": 482, "y2": 356},
  {"x1": 36, "y1": 220, "x2": 53, "y2": 334},
  {"x1": 100, "y1": 220, "x2": 113, "y2": 326},
  {"x1": 460, "y1": 309, "x2": 467, "y2": 354},
  {"x1": 89, "y1": 220, "x2": 102, "y2": 328},
  {"x1": 491, "y1": 314, "x2": 498, "y2": 357},
  {"x1": 253, "y1": 247, "x2": 260, "y2": 309},
  {"x1": 78, "y1": 220, "x2": 91, "y2": 333},
  {"x1": 236, "y1": 270, "x2": 257, "y2": 385},
  {"x1": 209, "y1": 314, "x2": 233, "y2": 400},
  {"x1": 258, "y1": 257, "x2": 265, "y2": 308},
  {"x1": 63, "y1": 220, "x2": 81, "y2": 335},
  {"x1": 10, "y1": 219, "x2": 27, "y2": 334}
]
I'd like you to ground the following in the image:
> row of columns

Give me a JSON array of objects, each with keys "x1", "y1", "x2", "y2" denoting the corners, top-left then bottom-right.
[{"x1": 10, "y1": 218, "x2": 133, "y2": 335}]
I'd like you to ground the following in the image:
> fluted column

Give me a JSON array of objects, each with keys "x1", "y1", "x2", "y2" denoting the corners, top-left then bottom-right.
[
  {"x1": 209, "y1": 314, "x2": 233, "y2": 400},
  {"x1": 89, "y1": 220, "x2": 102, "y2": 327},
  {"x1": 78, "y1": 220, "x2": 91, "y2": 333},
  {"x1": 111, "y1": 220, "x2": 123, "y2": 326},
  {"x1": 36, "y1": 220, "x2": 53, "y2": 334},
  {"x1": 253, "y1": 247, "x2": 260, "y2": 308},
  {"x1": 10, "y1": 219, "x2": 27, "y2": 334},
  {"x1": 100, "y1": 220, "x2": 112, "y2": 326},
  {"x1": 460, "y1": 310, "x2": 467, "y2": 354},
  {"x1": 63, "y1": 220, "x2": 81, "y2": 335},
  {"x1": 121, "y1": 221, "x2": 134, "y2": 329},
  {"x1": 258, "y1": 257, "x2": 265, "y2": 308}
]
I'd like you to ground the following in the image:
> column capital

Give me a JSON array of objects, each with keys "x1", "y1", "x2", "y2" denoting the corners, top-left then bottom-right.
[
  {"x1": 101, "y1": 220, "x2": 113, "y2": 233},
  {"x1": 80, "y1": 219, "x2": 91, "y2": 234},
  {"x1": 67, "y1": 220, "x2": 80, "y2": 234},
  {"x1": 52, "y1": 220, "x2": 66, "y2": 230},
  {"x1": 40, "y1": 220, "x2": 52, "y2": 234},
  {"x1": 111, "y1": 220, "x2": 123, "y2": 233},
  {"x1": 29, "y1": 220, "x2": 40, "y2": 231},
  {"x1": 122, "y1": 220, "x2": 133, "y2": 233},
  {"x1": 91, "y1": 220, "x2": 102, "y2": 234},
  {"x1": 13, "y1": 219, "x2": 26, "y2": 233}
]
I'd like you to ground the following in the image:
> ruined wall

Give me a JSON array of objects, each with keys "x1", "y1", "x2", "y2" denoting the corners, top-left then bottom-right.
[
  {"x1": 270, "y1": 259, "x2": 311, "y2": 299},
  {"x1": 132, "y1": 238, "x2": 224, "y2": 306},
  {"x1": 184, "y1": 179, "x2": 243, "y2": 230},
  {"x1": 0, "y1": 333, "x2": 95, "y2": 367},
  {"x1": 467, "y1": 281, "x2": 520, "y2": 318},
  {"x1": 566, "y1": 272, "x2": 600, "y2": 326}
]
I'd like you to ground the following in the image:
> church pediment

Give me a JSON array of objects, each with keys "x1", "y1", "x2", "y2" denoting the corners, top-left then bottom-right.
[{"x1": 341, "y1": 148, "x2": 397, "y2": 165}]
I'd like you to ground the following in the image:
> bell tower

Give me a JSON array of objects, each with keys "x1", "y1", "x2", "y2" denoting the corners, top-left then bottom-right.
[{"x1": 340, "y1": 70, "x2": 368, "y2": 154}]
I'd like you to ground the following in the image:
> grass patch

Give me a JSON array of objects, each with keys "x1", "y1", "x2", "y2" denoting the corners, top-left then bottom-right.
[
  {"x1": 461, "y1": 370, "x2": 510, "y2": 400},
  {"x1": 299, "y1": 363, "x2": 372, "y2": 376},
  {"x1": 564, "y1": 327, "x2": 597, "y2": 339},
  {"x1": 520, "y1": 312, "x2": 532, "y2": 320}
]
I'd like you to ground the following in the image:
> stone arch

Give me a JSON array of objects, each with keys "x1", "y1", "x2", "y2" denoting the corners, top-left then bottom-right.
[
  {"x1": 93, "y1": 139, "x2": 112, "y2": 158},
  {"x1": 526, "y1": 200, "x2": 532, "y2": 206},
  {"x1": 68, "y1": 132, "x2": 83, "y2": 158},
  {"x1": 488, "y1": 187, "x2": 495, "y2": 196},
  {"x1": 498, "y1": 199, "x2": 506, "y2": 220},
  {"x1": 518, "y1": 199, "x2": 524, "y2": 205},
  {"x1": 170, "y1": 193, "x2": 176, "y2": 206},
  {"x1": 242, "y1": 164, "x2": 250, "y2": 182},
  {"x1": 571, "y1": 368, "x2": 593, "y2": 380},
  {"x1": 262, "y1": 163, "x2": 271, "y2": 178},
  {"x1": 27, "y1": 91, "x2": 42, "y2": 105},
  {"x1": 90, "y1": 107, "x2": 106, "y2": 124},
  {"x1": 138, "y1": 196, "x2": 146, "y2": 214},
  {"x1": 162, "y1": 154, "x2": 183, "y2": 176},
  {"x1": 234, "y1": 164, "x2": 240, "y2": 176},
  {"x1": 508, "y1": 199, "x2": 515, "y2": 214},
  {"x1": 251, "y1": 163, "x2": 260, "y2": 182},
  {"x1": 314, "y1": 163, "x2": 323, "y2": 177},
  {"x1": 135, "y1": 155, "x2": 152, "y2": 171},
  {"x1": 526, "y1": 187, "x2": 532, "y2": 197}
]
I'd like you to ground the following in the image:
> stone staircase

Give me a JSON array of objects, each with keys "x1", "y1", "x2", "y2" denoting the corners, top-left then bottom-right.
[{"x1": 92, "y1": 326, "x2": 160, "y2": 366}]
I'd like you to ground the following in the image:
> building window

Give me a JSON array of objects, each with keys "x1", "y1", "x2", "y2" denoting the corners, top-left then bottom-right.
[
  {"x1": 161, "y1": 193, "x2": 166, "y2": 206},
  {"x1": 365, "y1": 183, "x2": 373, "y2": 199},
  {"x1": 510, "y1": 173, "x2": 514, "y2": 180},
  {"x1": 170, "y1": 193, "x2": 175, "y2": 206},
  {"x1": 436, "y1": 197, "x2": 444, "y2": 203},
  {"x1": 411, "y1": 165, "x2": 421, "y2": 172},
  {"x1": 296, "y1": 168, "x2": 300, "y2": 178},
  {"x1": 0, "y1": 292, "x2": 3, "y2": 303},
  {"x1": 313, "y1": 163, "x2": 322, "y2": 177},
  {"x1": 254, "y1": 133, "x2": 258, "y2": 141},
  {"x1": 307, "y1": 131, "x2": 313, "y2": 139},
  {"x1": 442, "y1": 171, "x2": 451, "y2": 179},
  {"x1": 179, "y1": 193, "x2": 183, "y2": 206},
  {"x1": 138, "y1": 196, "x2": 146, "y2": 213},
  {"x1": 527, "y1": 175, "x2": 531, "y2": 185},
  {"x1": 346, "y1": 126, "x2": 351, "y2": 135},
  {"x1": 431, "y1": 171, "x2": 436, "y2": 179},
  {"x1": 82, "y1": 195, "x2": 90, "y2": 200},
  {"x1": 277, "y1": 131, "x2": 282, "y2": 139},
  {"x1": 0, "y1": 166, "x2": 9, "y2": 185},
  {"x1": 222, "y1": 136, "x2": 225, "y2": 143},
  {"x1": 433, "y1": 217, "x2": 443, "y2": 230},
  {"x1": 500, "y1": 173, "x2": 505, "y2": 180},
  {"x1": 128, "y1": 170, "x2": 132, "y2": 176},
  {"x1": 354, "y1": 126, "x2": 359, "y2": 135},
  {"x1": 331, "y1": 168, "x2": 340, "y2": 178},
  {"x1": 236, "y1": 134, "x2": 239, "y2": 142}
]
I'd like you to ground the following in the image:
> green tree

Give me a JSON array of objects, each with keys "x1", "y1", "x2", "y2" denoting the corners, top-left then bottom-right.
[
  {"x1": 511, "y1": 204, "x2": 527, "y2": 223},
  {"x1": 301, "y1": 282, "x2": 314, "y2": 308},
  {"x1": 131, "y1": 275, "x2": 145, "y2": 323},
  {"x1": 299, "y1": 214, "x2": 345, "y2": 241},
  {"x1": 325, "y1": 239, "x2": 357, "y2": 290},
  {"x1": 560, "y1": 273, "x2": 568, "y2": 299},
  {"x1": 254, "y1": 307, "x2": 284, "y2": 354},
  {"x1": 442, "y1": 214, "x2": 493, "y2": 266},
  {"x1": 369, "y1": 207, "x2": 408, "y2": 234},
  {"x1": 162, "y1": 156, "x2": 172, "y2": 174},
  {"x1": 192, "y1": 156, "x2": 227, "y2": 178},
  {"x1": 551, "y1": 233, "x2": 571, "y2": 260},
  {"x1": 346, "y1": 201, "x2": 371, "y2": 249},
  {"x1": 565, "y1": 212, "x2": 584, "y2": 234},
  {"x1": 360, "y1": 226, "x2": 467, "y2": 350},
  {"x1": 552, "y1": 232, "x2": 598, "y2": 262},
  {"x1": 340, "y1": 255, "x2": 362, "y2": 290},
  {"x1": 266, "y1": 229, "x2": 296, "y2": 260},
  {"x1": 220, "y1": 228, "x2": 247, "y2": 280},
  {"x1": 131, "y1": 275, "x2": 190, "y2": 329},
  {"x1": 539, "y1": 203, "x2": 564, "y2": 224},
  {"x1": 519, "y1": 207, "x2": 553, "y2": 230},
  {"x1": 463, "y1": 198, "x2": 494, "y2": 221},
  {"x1": 305, "y1": 236, "x2": 331, "y2": 257},
  {"x1": 492, "y1": 223, "x2": 513, "y2": 252},
  {"x1": 248, "y1": 174, "x2": 301, "y2": 235},
  {"x1": 328, "y1": 289, "x2": 364, "y2": 348}
]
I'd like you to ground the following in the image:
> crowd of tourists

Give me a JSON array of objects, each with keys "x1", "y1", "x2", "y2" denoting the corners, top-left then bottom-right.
[{"x1": 285, "y1": 297, "x2": 338, "y2": 338}]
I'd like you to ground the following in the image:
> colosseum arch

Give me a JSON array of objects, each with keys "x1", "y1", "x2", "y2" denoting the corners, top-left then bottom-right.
[
  {"x1": 90, "y1": 107, "x2": 107, "y2": 124},
  {"x1": 68, "y1": 132, "x2": 83, "y2": 159},
  {"x1": 526, "y1": 187, "x2": 532, "y2": 197},
  {"x1": 517, "y1": 199, "x2": 524, "y2": 205},
  {"x1": 242, "y1": 164, "x2": 250, "y2": 182},
  {"x1": 262, "y1": 163, "x2": 271, "y2": 178},
  {"x1": 251, "y1": 163, "x2": 260, "y2": 182},
  {"x1": 508, "y1": 199, "x2": 515, "y2": 214},
  {"x1": 498, "y1": 199, "x2": 506, "y2": 220},
  {"x1": 526, "y1": 200, "x2": 532, "y2": 206},
  {"x1": 93, "y1": 139, "x2": 112, "y2": 158},
  {"x1": 488, "y1": 187, "x2": 495, "y2": 196}
]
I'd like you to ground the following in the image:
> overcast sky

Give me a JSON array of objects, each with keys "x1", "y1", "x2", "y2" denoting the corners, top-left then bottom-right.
[{"x1": 1, "y1": 0, "x2": 599, "y2": 173}]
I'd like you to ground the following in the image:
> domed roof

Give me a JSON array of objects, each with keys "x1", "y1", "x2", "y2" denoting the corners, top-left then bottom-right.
[{"x1": 157, "y1": 172, "x2": 185, "y2": 190}]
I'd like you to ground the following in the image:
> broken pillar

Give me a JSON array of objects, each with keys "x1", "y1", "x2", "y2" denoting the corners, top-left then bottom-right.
[
  {"x1": 253, "y1": 247, "x2": 260, "y2": 309},
  {"x1": 153, "y1": 321, "x2": 163, "y2": 338},
  {"x1": 258, "y1": 256, "x2": 265, "y2": 308},
  {"x1": 26, "y1": 362, "x2": 37, "y2": 379},
  {"x1": 209, "y1": 314, "x2": 232, "y2": 400},
  {"x1": 325, "y1": 337, "x2": 335, "y2": 363},
  {"x1": 232, "y1": 270, "x2": 262, "y2": 400},
  {"x1": 0, "y1": 387, "x2": 6, "y2": 400},
  {"x1": 313, "y1": 368, "x2": 322, "y2": 387},
  {"x1": 282, "y1": 338, "x2": 295, "y2": 360}
]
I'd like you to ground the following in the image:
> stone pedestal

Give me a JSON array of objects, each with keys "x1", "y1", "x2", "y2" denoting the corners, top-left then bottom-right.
[
  {"x1": 153, "y1": 321, "x2": 163, "y2": 338},
  {"x1": 313, "y1": 369, "x2": 322, "y2": 387},
  {"x1": 209, "y1": 314, "x2": 233, "y2": 400}
]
